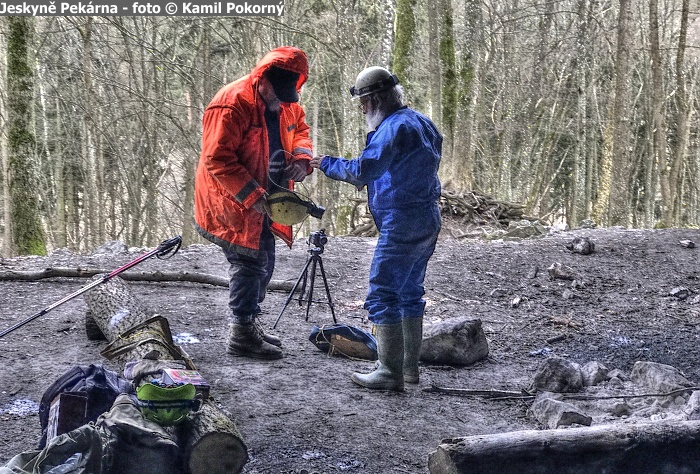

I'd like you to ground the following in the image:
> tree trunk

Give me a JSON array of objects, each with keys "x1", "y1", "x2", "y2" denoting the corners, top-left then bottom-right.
[
  {"x1": 648, "y1": 0, "x2": 665, "y2": 228},
  {"x1": 96, "y1": 107, "x2": 105, "y2": 244},
  {"x1": 439, "y1": 0, "x2": 457, "y2": 179},
  {"x1": 80, "y1": 18, "x2": 98, "y2": 250},
  {"x1": 427, "y1": 1, "x2": 441, "y2": 126},
  {"x1": 608, "y1": 0, "x2": 633, "y2": 227},
  {"x1": 180, "y1": 24, "x2": 211, "y2": 247},
  {"x1": 665, "y1": 0, "x2": 691, "y2": 226},
  {"x1": 393, "y1": 0, "x2": 416, "y2": 93},
  {"x1": 496, "y1": 12, "x2": 515, "y2": 202},
  {"x1": 585, "y1": 43, "x2": 600, "y2": 221},
  {"x1": 569, "y1": 0, "x2": 593, "y2": 227},
  {"x1": 0, "y1": 29, "x2": 10, "y2": 255},
  {"x1": 181, "y1": 90, "x2": 198, "y2": 246},
  {"x1": 1, "y1": 118, "x2": 9, "y2": 256},
  {"x1": 5, "y1": 16, "x2": 46, "y2": 256},
  {"x1": 453, "y1": 0, "x2": 482, "y2": 191},
  {"x1": 54, "y1": 97, "x2": 67, "y2": 248},
  {"x1": 592, "y1": 99, "x2": 614, "y2": 225}
]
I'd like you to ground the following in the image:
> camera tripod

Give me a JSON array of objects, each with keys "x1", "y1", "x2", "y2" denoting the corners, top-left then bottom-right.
[{"x1": 273, "y1": 235, "x2": 337, "y2": 329}]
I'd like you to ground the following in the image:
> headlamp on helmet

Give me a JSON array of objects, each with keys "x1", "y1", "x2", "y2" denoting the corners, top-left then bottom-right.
[{"x1": 349, "y1": 66, "x2": 399, "y2": 98}]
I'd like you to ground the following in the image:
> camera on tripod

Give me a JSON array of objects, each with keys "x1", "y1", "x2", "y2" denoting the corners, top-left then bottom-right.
[
  {"x1": 274, "y1": 228, "x2": 336, "y2": 328},
  {"x1": 308, "y1": 229, "x2": 328, "y2": 250}
]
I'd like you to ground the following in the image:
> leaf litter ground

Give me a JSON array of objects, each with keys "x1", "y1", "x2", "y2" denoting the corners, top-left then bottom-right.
[{"x1": 0, "y1": 227, "x2": 699, "y2": 473}]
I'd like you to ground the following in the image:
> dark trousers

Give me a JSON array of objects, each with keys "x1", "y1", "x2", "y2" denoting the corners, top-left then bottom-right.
[{"x1": 223, "y1": 218, "x2": 276, "y2": 325}]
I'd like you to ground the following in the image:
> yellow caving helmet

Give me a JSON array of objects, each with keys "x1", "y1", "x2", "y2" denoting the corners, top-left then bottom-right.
[{"x1": 266, "y1": 189, "x2": 325, "y2": 225}]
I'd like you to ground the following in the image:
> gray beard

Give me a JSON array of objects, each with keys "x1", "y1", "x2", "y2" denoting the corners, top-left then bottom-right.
[{"x1": 365, "y1": 108, "x2": 385, "y2": 131}]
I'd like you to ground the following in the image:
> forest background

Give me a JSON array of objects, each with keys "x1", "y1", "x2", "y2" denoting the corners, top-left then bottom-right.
[{"x1": 1, "y1": 0, "x2": 699, "y2": 256}]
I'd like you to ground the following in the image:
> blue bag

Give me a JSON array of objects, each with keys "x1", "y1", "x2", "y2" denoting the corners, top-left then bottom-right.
[{"x1": 309, "y1": 324, "x2": 378, "y2": 361}]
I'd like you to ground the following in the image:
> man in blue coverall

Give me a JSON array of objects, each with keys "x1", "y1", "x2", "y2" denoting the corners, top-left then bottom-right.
[{"x1": 310, "y1": 66, "x2": 442, "y2": 391}]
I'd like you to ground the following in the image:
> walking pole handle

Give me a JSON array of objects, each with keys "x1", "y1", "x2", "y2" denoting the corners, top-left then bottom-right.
[{"x1": 156, "y1": 235, "x2": 182, "y2": 258}]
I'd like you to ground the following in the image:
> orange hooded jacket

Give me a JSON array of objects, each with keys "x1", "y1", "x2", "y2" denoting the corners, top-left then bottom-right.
[{"x1": 194, "y1": 47, "x2": 313, "y2": 256}]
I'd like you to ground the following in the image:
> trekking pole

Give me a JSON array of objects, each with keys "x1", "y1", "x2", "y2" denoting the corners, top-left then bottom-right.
[{"x1": 0, "y1": 235, "x2": 182, "y2": 338}]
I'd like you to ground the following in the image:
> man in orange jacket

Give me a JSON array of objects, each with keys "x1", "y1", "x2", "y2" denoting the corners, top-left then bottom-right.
[{"x1": 194, "y1": 46, "x2": 313, "y2": 359}]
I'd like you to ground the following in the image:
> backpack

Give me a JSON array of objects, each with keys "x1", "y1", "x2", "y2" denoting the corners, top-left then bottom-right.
[
  {"x1": 3, "y1": 394, "x2": 182, "y2": 474},
  {"x1": 38, "y1": 364, "x2": 133, "y2": 449}
]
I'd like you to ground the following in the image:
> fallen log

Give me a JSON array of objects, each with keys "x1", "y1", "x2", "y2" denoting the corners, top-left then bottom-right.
[
  {"x1": 182, "y1": 401, "x2": 248, "y2": 474},
  {"x1": 0, "y1": 267, "x2": 294, "y2": 291},
  {"x1": 84, "y1": 276, "x2": 248, "y2": 473},
  {"x1": 428, "y1": 419, "x2": 700, "y2": 474}
]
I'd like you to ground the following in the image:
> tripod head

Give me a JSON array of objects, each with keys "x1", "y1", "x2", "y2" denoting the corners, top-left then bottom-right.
[{"x1": 307, "y1": 229, "x2": 328, "y2": 254}]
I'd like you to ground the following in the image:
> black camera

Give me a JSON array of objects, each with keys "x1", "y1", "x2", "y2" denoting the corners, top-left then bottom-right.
[
  {"x1": 307, "y1": 202, "x2": 325, "y2": 220},
  {"x1": 309, "y1": 229, "x2": 328, "y2": 249}
]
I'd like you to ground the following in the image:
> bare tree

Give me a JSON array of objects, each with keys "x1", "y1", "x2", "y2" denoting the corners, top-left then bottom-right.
[
  {"x1": 439, "y1": 0, "x2": 457, "y2": 178},
  {"x1": 592, "y1": 0, "x2": 633, "y2": 226},
  {"x1": 393, "y1": 0, "x2": 416, "y2": 90},
  {"x1": 5, "y1": 17, "x2": 46, "y2": 256},
  {"x1": 660, "y1": 0, "x2": 691, "y2": 226},
  {"x1": 648, "y1": 0, "x2": 666, "y2": 227}
]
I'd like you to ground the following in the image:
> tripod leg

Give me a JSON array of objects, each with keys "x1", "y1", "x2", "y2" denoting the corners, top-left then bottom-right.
[
  {"x1": 317, "y1": 257, "x2": 337, "y2": 323},
  {"x1": 273, "y1": 255, "x2": 313, "y2": 329},
  {"x1": 298, "y1": 267, "x2": 309, "y2": 306},
  {"x1": 305, "y1": 256, "x2": 318, "y2": 322}
]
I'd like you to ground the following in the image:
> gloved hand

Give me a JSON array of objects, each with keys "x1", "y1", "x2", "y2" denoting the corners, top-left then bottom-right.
[
  {"x1": 251, "y1": 194, "x2": 270, "y2": 215},
  {"x1": 283, "y1": 160, "x2": 309, "y2": 182},
  {"x1": 309, "y1": 155, "x2": 326, "y2": 169}
]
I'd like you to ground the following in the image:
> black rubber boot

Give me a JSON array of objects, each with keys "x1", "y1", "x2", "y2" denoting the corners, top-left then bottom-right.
[
  {"x1": 351, "y1": 322, "x2": 404, "y2": 391},
  {"x1": 227, "y1": 323, "x2": 283, "y2": 359}
]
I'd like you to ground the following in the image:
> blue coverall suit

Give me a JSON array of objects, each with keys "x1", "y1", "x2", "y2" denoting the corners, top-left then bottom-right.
[{"x1": 320, "y1": 106, "x2": 442, "y2": 325}]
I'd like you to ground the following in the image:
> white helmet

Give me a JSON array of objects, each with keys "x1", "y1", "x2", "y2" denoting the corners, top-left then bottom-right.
[{"x1": 349, "y1": 66, "x2": 400, "y2": 98}]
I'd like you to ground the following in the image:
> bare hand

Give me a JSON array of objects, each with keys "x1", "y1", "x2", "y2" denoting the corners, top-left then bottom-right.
[{"x1": 283, "y1": 160, "x2": 309, "y2": 182}]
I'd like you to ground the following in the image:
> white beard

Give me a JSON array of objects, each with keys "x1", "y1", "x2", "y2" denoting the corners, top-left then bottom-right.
[{"x1": 365, "y1": 108, "x2": 385, "y2": 131}]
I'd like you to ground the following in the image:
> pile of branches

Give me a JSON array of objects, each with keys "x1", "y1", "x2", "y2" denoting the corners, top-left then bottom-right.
[
  {"x1": 348, "y1": 198, "x2": 379, "y2": 237},
  {"x1": 347, "y1": 190, "x2": 529, "y2": 237},
  {"x1": 439, "y1": 189, "x2": 527, "y2": 228}
]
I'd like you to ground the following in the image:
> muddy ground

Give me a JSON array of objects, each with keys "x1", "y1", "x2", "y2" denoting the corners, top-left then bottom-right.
[{"x1": 0, "y1": 225, "x2": 699, "y2": 473}]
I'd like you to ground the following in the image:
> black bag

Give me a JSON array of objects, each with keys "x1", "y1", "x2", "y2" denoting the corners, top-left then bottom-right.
[{"x1": 38, "y1": 364, "x2": 133, "y2": 448}]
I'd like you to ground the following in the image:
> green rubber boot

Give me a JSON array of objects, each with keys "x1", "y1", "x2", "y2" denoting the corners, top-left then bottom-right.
[
  {"x1": 402, "y1": 317, "x2": 423, "y2": 384},
  {"x1": 351, "y1": 322, "x2": 404, "y2": 391}
]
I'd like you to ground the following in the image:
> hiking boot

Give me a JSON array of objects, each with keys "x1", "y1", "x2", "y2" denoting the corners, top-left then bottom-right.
[
  {"x1": 227, "y1": 323, "x2": 283, "y2": 360},
  {"x1": 255, "y1": 321, "x2": 282, "y2": 347}
]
